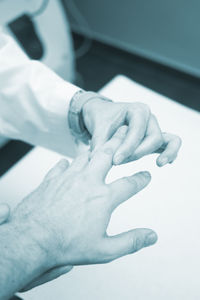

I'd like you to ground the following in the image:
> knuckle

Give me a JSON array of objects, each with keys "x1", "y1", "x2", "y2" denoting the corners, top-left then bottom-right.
[
  {"x1": 102, "y1": 147, "x2": 114, "y2": 156},
  {"x1": 89, "y1": 184, "x2": 110, "y2": 201},
  {"x1": 125, "y1": 176, "x2": 138, "y2": 189},
  {"x1": 120, "y1": 149, "x2": 131, "y2": 160},
  {"x1": 133, "y1": 102, "x2": 151, "y2": 116},
  {"x1": 131, "y1": 236, "x2": 144, "y2": 253},
  {"x1": 114, "y1": 125, "x2": 128, "y2": 139},
  {"x1": 166, "y1": 133, "x2": 182, "y2": 149}
]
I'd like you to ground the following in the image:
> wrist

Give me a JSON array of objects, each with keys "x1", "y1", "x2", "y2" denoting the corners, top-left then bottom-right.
[
  {"x1": 82, "y1": 97, "x2": 102, "y2": 114},
  {"x1": 6, "y1": 219, "x2": 50, "y2": 272},
  {"x1": 68, "y1": 91, "x2": 112, "y2": 144},
  {"x1": 0, "y1": 220, "x2": 50, "y2": 296}
]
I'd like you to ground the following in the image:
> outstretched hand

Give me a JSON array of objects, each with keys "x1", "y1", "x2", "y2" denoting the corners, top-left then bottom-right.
[{"x1": 15, "y1": 126, "x2": 157, "y2": 292}]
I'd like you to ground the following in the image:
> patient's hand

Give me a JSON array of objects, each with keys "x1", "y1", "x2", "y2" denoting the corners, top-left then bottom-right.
[
  {"x1": 13, "y1": 126, "x2": 157, "y2": 292},
  {"x1": 82, "y1": 99, "x2": 181, "y2": 166}
]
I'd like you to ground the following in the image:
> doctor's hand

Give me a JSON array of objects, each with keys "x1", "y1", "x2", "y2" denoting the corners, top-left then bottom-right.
[
  {"x1": 13, "y1": 126, "x2": 157, "y2": 292},
  {"x1": 82, "y1": 98, "x2": 181, "y2": 167}
]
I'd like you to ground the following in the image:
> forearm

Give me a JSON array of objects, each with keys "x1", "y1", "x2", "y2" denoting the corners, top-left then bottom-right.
[
  {"x1": 0, "y1": 31, "x2": 80, "y2": 157},
  {"x1": 0, "y1": 221, "x2": 47, "y2": 299}
]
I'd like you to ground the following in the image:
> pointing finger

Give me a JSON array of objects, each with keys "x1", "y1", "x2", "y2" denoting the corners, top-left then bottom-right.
[
  {"x1": 132, "y1": 115, "x2": 163, "y2": 160},
  {"x1": 157, "y1": 133, "x2": 182, "y2": 167},
  {"x1": 109, "y1": 171, "x2": 151, "y2": 210},
  {"x1": 113, "y1": 109, "x2": 150, "y2": 165},
  {"x1": 89, "y1": 126, "x2": 128, "y2": 180},
  {"x1": 102, "y1": 228, "x2": 157, "y2": 262}
]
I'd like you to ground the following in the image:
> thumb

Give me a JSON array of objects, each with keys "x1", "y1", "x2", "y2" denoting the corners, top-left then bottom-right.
[
  {"x1": 90, "y1": 124, "x2": 117, "y2": 151},
  {"x1": 104, "y1": 229, "x2": 158, "y2": 262}
]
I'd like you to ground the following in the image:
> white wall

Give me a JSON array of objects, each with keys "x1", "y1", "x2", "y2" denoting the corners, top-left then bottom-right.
[{"x1": 65, "y1": 0, "x2": 200, "y2": 77}]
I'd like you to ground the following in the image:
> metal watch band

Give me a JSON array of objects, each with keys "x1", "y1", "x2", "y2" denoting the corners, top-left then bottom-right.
[{"x1": 68, "y1": 90, "x2": 112, "y2": 144}]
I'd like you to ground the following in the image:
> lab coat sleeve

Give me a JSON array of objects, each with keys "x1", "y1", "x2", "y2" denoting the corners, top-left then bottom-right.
[{"x1": 0, "y1": 32, "x2": 81, "y2": 157}]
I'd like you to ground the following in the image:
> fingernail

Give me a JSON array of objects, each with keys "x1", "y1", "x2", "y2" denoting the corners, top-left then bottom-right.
[
  {"x1": 159, "y1": 157, "x2": 168, "y2": 167},
  {"x1": 145, "y1": 232, "x2": 157, "y2": 246},
  {"x1": 114, "y1": 154, "x2": 124, "y2": 165},
  {"x1": 141, "y1": 171, "x2": 151, "y2": 179}
]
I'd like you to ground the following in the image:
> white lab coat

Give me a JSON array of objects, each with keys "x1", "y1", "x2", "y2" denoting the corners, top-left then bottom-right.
[{"x1": 0, "y1": 32, "x2": 80, "y2": 157}]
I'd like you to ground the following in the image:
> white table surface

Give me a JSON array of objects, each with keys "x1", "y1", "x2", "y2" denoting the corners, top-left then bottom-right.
[{"x1": 0, "y1": 75, "x2": 200, "y2": 300}]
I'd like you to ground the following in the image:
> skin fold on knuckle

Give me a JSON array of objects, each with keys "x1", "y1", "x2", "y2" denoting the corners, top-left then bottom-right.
[
  {"x1": 133, "y1": 237, "x2": 144, "y2": 253},
  {"x1": 129, "y1": 234, "x2": 144, "y2": 254},
  {"x1": 125, "y1": 176, "x2": 138, "y2": 190},
  {"x1": 113, "y1": 126, "x2": 128, "y2": 139},
  {"x1": 133, "y1": 102, "x2": 150, "y2": 118},
  {"x1": 102, "y1": 147, "x2": 114, "y2": 156}
]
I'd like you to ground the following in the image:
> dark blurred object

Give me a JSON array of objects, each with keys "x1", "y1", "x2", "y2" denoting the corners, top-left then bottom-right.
[
  {"x1": 8, "y1": 14, "x2": 44, "y2": 60},
  {"x1": 10, "y1": 296, "x2": 23, "y2": 300},
  {"x1": 0, "y1": 140, "x2": 32, "y2": 177}
]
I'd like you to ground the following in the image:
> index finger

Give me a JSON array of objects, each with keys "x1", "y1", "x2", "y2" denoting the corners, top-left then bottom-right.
[
  {"x1": 113, "y1": 110, "x2": 150, "y2": 165},
  {"x1": 88, "y1": 126, "x2": 128, "y2": 180}
]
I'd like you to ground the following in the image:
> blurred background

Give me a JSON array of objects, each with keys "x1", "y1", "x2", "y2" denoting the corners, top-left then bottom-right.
[{"x1": 0, "y1": 0, "x2": 199, "y2": 174}]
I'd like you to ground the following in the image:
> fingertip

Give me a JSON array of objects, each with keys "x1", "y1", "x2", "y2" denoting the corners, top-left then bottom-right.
[
  {"x1": 136, "y1": 171, "x2": 151, "y2": 186},
  {"x1": 113, "y1": 153, "x2": 124, "y2": 165},
  {"x1": 58, "y1": 159, "x2": 70, "y2": 168},
  {"x1": 140, "y1": 170, "x2": 151, "y2": 180},
  {"x1": 156, "y1": 155, "x2": 168, "y2": 167},
  {"x1": 130, "y1": 229, "x2": 157, "y2": 253},
  {"x1": 124, "y1": 171, "x2": 151, "y2": 196},
  {"x1": 54, "y1": 159, "x2": 70, "y2": 173},
  {"x1": 156, "y1": 158, "x2": 163, "y2": 167},
  {"x1": 144, "y1": 231, "x2": 158, "y2": 247}
]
